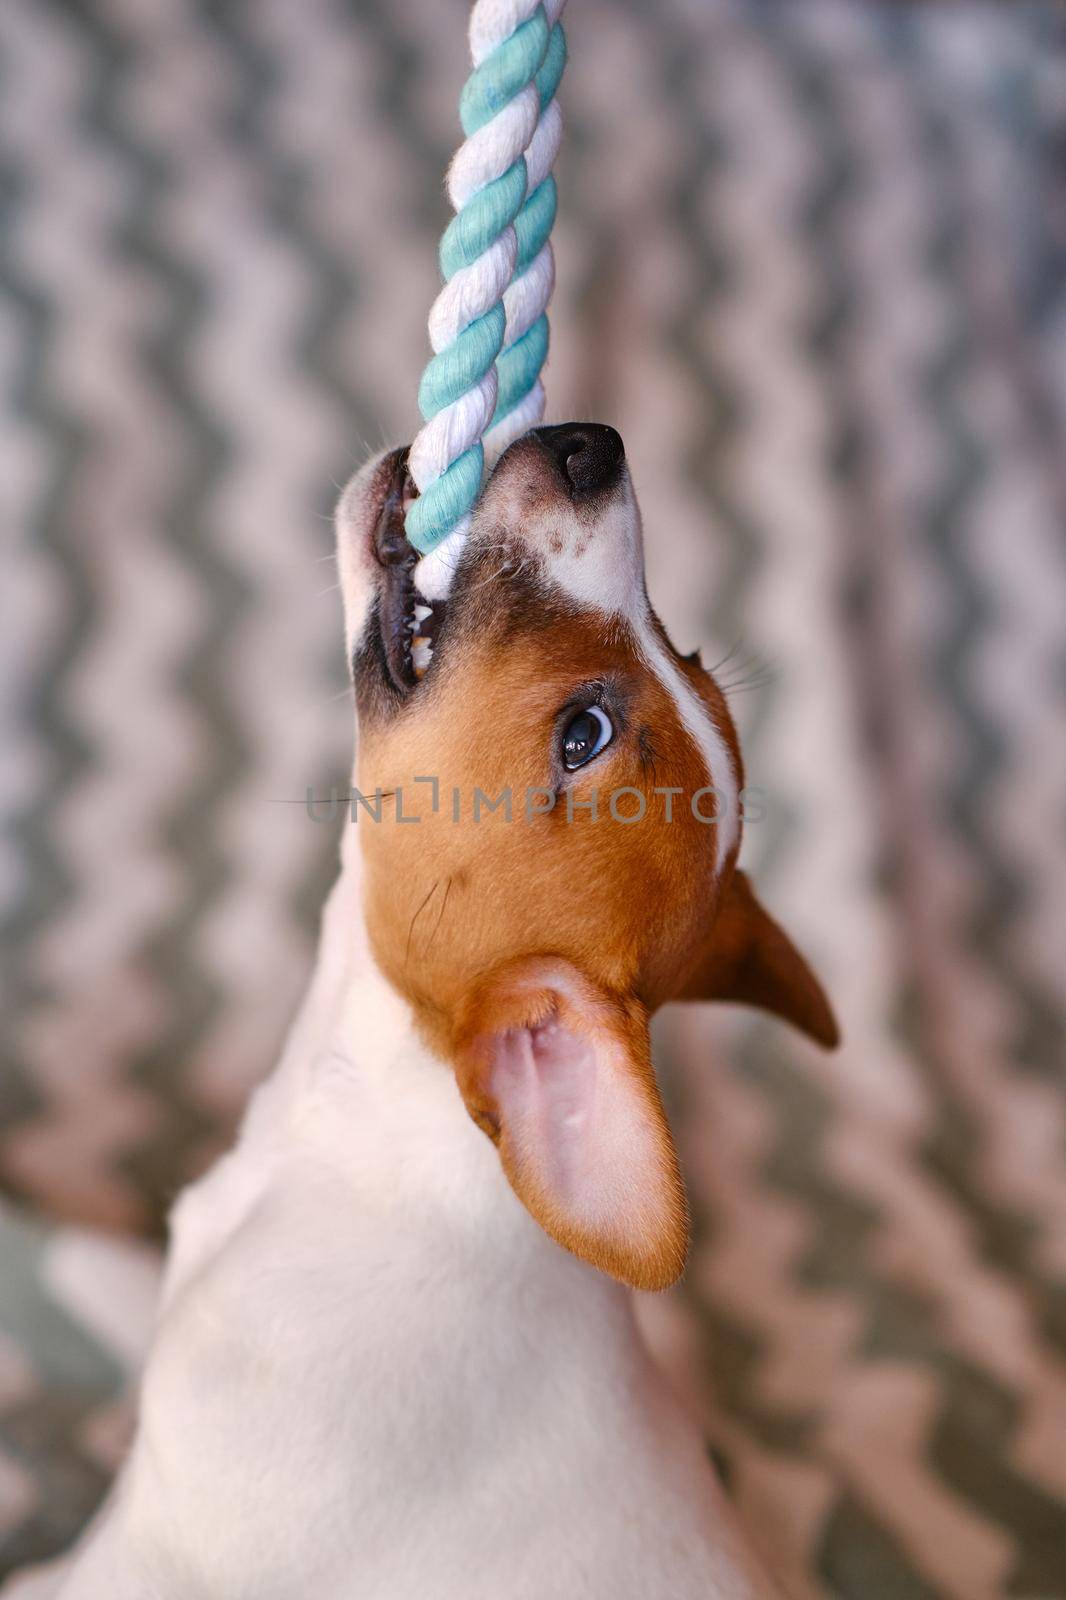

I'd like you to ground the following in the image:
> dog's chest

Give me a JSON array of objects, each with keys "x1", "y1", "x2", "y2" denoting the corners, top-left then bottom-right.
[{"x1": 111, "y1": 1162, "x2": 745, "y2": 1599}]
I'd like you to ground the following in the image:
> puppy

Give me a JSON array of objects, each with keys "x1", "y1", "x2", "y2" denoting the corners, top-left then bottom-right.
[{"x1": 8, "y1": 425, "x2": 836, "y2": 1599}]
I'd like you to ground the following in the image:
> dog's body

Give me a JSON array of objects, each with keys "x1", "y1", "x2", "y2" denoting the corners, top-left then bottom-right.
[
  {"x1": 20, "y1": 848, "x2": 766, "y2": 1600},
  {"x1": 8, "y1": 427, "x2": 836, "y2": 1599}
]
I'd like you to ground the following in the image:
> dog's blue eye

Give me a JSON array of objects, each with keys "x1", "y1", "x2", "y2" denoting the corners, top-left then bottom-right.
[{"x1": 562, "y1": 706, "x2": 613, "y2": 769}]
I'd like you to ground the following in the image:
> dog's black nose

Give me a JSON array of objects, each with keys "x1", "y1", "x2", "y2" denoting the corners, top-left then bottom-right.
[{"x1": 534, "y1": 423, "x2": 625, "y2": 495}]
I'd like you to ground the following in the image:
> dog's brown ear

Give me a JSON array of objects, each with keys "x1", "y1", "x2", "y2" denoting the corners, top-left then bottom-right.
[
  {"x1": 454, "y1": 958, "x2": 689, "y2": 1292},
  {"x1": 678, "y1": 870, "x2": 840, "y2": 1048}
]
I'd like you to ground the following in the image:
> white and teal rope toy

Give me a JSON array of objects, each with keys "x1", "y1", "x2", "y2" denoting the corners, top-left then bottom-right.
[{"x1": 405, "y1": 0, "x2": 568, "y2": 601}]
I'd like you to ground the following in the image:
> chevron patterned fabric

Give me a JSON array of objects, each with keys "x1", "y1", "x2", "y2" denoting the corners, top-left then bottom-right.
[{"x1": 2, "y1": 0, "x2": 1065, "y2": 1593}]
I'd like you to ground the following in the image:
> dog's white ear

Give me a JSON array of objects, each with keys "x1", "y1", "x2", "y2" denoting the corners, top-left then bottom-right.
[
  {"x1": 454, "y1": 959, "x2": 688, "y2": 1291},
  {"x1": 678, "y1": 870, "x2": 839, "y2": 1048}
]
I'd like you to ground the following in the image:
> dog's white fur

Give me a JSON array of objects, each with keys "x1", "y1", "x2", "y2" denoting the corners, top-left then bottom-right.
[{"x1": 6, "y1": 445, "x2": 775, "y2": 1600}]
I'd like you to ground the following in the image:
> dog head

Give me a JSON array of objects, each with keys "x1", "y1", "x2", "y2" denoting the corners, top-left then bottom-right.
[{"x1": 336, "y1": 425, "x2": 837, "y2": 1290}]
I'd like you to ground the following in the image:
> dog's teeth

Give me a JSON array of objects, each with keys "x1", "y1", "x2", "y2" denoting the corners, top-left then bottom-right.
[
  {"x1": 412, "y1": 637, "x2": 433, "y2": 676},
  {"x1": 413, "y1": 603, "x2": 432, "y2": 624}
]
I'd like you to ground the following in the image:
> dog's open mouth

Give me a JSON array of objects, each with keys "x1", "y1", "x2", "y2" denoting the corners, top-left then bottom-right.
[{"x1": 372, "y1": 449, "x2": 447, "y2": 693}]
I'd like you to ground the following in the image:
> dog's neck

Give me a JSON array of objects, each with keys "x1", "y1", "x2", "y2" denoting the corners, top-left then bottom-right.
[
  {"x1": 265, "y1": 820, "x2": 573, "y2": 1256},
  {"x1": 278, "y1": 819, "x2": 413, "y2": 1085}
]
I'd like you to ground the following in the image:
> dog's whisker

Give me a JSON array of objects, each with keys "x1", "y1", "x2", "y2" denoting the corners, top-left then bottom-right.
[
  {"x1": 405, "y1": 878, "x2": 440, "y2": 967},
  {"x1": 423, "y1": 876, "x2": 453, "y2": 957},
  {"x1": 706, "y1": 637, "x2": 747, "y2": 677},
  {"x1": 718, "y1": 664, "x2": 778, "y2": 693}
]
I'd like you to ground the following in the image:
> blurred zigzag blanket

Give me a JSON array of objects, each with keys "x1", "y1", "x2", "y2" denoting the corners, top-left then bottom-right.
[{"x1": 2, "y1": 0, "x2": 1065, "y2": 1595}]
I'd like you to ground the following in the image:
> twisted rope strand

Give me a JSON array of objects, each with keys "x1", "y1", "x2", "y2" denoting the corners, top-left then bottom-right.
[
  {"x1": 485, "y1": 2, "x2": 567, "y2": 466},
  {"x1": 406, "y1": 0, "x2": 567, "y2": 599}
]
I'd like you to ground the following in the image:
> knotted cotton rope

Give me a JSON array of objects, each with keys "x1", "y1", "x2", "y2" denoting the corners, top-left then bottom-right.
[{"x1": 406, "y1": 0, "x2": 568, "y2": 601}]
